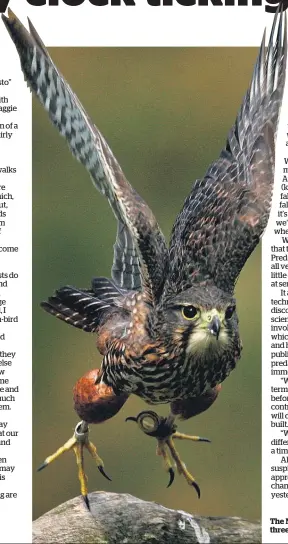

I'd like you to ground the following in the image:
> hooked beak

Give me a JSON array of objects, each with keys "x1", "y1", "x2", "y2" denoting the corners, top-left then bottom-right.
[{"x1": 208, "y1": 315, "x2": 221, "y2": 340}]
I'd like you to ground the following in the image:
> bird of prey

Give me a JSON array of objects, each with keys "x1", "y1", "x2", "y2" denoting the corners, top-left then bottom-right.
[{"x1": 3, "y1": 7, "x2": 287, "y2": 509}]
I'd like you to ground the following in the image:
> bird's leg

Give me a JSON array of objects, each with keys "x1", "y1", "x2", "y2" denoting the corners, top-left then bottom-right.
[
  {"x1": 126, "y1": 410, "x2": 210, "y2": 497},
  {"x1": 156, "y1": 438, "x2": 175, "y2": 487},
  {"x1": 37, "y1": 369, "x2": 129, "y2": 509},
  {"x1": 126, "y1": 386, "x2": 221, "y2": 496},
  {"x1": 37, "y1": 419, "x2": 110, "y2": 509},
  {"x1": 166, "y1": 432, "x2": 208, "y2": 497}
]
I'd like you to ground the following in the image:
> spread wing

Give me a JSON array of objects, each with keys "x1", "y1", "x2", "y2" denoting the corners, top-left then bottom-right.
[
  {"x1": 166, "y1": 9, "x2": 287, "y2": 297},
  {"x1": 2, "y1": 9, "x2": 168, "y2": 303}
]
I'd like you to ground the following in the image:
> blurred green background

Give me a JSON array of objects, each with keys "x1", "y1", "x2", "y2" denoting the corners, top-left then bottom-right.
[{"x1": 33, "y1": 48, "x2": 261, "y2": 522}]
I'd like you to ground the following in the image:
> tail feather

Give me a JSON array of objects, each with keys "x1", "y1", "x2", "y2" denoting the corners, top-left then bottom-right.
[
  {"x1": 41, "y1": 299, "x2": 97, "y2": 332},
  {"x1": 41, "y1": 285, "x2": 115, "y2": 333},
  {"x1": 91, "y1": 276, "x2": 127, "y2": 301}
]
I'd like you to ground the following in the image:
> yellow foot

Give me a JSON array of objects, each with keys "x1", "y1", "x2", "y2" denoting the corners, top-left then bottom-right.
[
  {"x1": 37, "y1": 421, "x2": 111, "y2": 510},
  {"x1": 126, "y1": 410, "x2": 210, "y2": 498}
]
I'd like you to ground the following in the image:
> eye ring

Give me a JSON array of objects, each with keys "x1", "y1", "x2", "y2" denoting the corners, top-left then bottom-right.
[
  {"x1": 225, "y1": 305, "x2": 236, "y2": 320},
  {"x1": 182, "y1": 305, "x2": 199, "y2": 321}
]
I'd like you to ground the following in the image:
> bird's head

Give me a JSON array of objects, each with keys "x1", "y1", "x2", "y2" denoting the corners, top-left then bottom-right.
[{"x1": 153, "y1": 284, "x2": 238, "y2": 359}]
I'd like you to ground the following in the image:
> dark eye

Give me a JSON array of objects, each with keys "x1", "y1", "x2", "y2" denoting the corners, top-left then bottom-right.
[
  {"x1": 225, "y1": 305, "x2": 235, "y2": 320},
  {"x1": 182, "y1": 306, "x2": 199, "y2": 320}
]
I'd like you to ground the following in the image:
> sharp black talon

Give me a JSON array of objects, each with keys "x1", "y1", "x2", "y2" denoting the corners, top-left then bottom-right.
[
  {"x1": 192, "y1": 481, "x2": 201, "y2": 499},
  {"x1": 167, "y1": 467, "x2": 175, "y2": 488},
  {"x1": 37, "y1": 461, "x2": 48, "y2": 472},
  {"x1": 98, "y1": 465, "x2": 112, "y2": 481},
  {"x1": 125, "y1": 416, "x2": 137, "y2": 423},
  {"x1": 198, "y1": 437, "x2": 211, "y2": 443},
  {"x1": 83, "y1": 494, "x2": 90, "y2": 510}
]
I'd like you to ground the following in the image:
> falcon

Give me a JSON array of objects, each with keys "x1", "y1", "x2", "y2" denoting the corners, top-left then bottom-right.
[{"x1": 3, "y1": 7, "x2": 287, "y2": 509}]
